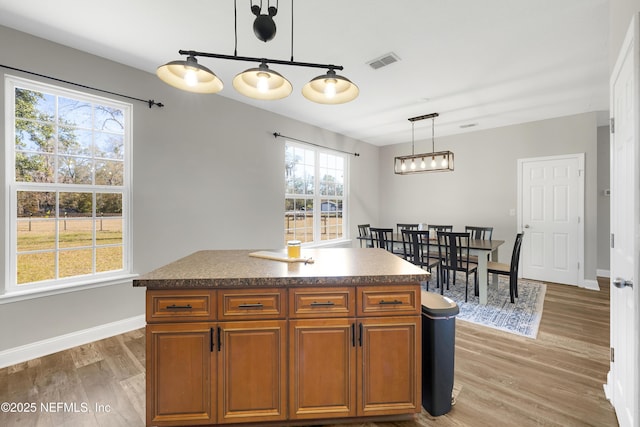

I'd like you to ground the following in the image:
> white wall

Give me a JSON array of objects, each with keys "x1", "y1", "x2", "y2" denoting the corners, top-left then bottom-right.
[
  {"x1": 0, "y1": 25, "x2": 380, "y2": 355},
  {"x1": 610, "y1": 0, "x2": 640, "y2": 71},
  {"x1": 377, "y1": 113, "x2": 600, "y2": 280}
]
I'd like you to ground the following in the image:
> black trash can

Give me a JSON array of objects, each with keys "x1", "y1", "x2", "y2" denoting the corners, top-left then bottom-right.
[{"x1": 421, "y1": 290, "x2": 459, "y2": 416}]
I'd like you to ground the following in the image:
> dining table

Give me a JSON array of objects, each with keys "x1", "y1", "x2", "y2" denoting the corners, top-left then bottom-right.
[
  {"x1": 358, "y1": 232, "x2": 504, "y2": 305},
  {"x1": 467, "y1": 238, "x2": 504, "y2": 305}
]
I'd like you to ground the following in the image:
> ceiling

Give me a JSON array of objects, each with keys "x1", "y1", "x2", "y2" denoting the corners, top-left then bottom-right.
[{"x1": 0, "y1": 0, "x2": 610, "y2": 146}]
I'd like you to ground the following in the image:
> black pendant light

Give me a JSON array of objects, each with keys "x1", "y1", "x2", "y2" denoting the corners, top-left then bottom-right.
[{"x1": 157, "y1": 1, "x2": 358, "y2": 103}]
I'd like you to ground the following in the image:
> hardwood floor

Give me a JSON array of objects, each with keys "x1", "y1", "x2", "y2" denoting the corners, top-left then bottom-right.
[{"x1": 0, "y1": 279, "x2": 617, "y2": 427}]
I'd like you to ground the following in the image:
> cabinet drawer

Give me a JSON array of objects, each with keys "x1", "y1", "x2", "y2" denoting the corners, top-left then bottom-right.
[
  {"x1": 289, "y1": 287, "x2": 355, "y2": 318},
  {"x1": 218, "y1": 288, "x2": 286, "y2": 320},
  {"x1": 146, "y1": 290, "x2": 215, "y2": 323},
  {"x1": 357, "y1": 285, "x2": 421, "y2": 316}
]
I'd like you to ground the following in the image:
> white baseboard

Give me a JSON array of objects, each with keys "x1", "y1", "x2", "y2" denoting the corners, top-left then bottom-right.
[
  {"x1": 604, "y1": 371, "x2": 612, "y2": 401},
  {"x1": 597, "y1": 269, "x2": 611, "y2": 278},
  {"x1": 581, "y1": 279, "x2": 600, "y2": 291},
  {"x1": 0, "y1": 315, "x2": 145, "y2": 369}
]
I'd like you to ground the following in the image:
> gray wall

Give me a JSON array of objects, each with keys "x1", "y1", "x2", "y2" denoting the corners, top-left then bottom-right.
[
  {"x1": 377, "y1": 113, "x2": 600, "y2": 280},
  {"x1": 597, "y1": 126, "x2": 611, "y2": 273},
  {"x1": 0, "y1": 25, "x2": 380, "y2": 352}
]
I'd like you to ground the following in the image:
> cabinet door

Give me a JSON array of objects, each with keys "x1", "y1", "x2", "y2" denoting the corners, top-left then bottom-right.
[
  {"x1": 357, "y1": 316, "x2": 421, "y2": 416},
  {"x1": 146, "y1": 323, "x2": 215, "y2": 426},
  {"x1": 289, "y1": 318, "x2": 356, "y2": 419},
  {"x1": 217, "y1": 320, "x2": 287, "y2": 424}
]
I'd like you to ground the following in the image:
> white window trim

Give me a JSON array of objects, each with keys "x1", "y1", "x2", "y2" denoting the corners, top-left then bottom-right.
[
  {"x1": 3, "y1": 75, "x2": 133, "y2": 298},
  {"x1": 285, "y1": 140, "x2": 349, "y2": 247}
]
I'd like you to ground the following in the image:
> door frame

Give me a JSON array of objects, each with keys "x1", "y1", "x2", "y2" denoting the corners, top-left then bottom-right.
[
  {"x1": 605, "y1": 12, "x2": 640, "y2": 426},
  {"x1": 516, "y1": 153, "x2": 593, "y2": 288}
]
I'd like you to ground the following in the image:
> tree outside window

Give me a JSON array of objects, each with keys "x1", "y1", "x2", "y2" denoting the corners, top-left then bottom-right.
[
  {"x1": 7, "y1": 77, "x2": 131, "y2": 290},
  {"x1": 285, "y1": 142, "x2": 347, "y2": 245}
]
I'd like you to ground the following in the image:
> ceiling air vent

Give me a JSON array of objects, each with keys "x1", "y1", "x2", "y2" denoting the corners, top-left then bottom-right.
[
  {"x1": 460, "y1": 123, "x2": 478, "y2": 129},
  {"x1": 367, "y1": 52, "x2": 400, "y2": 70}
]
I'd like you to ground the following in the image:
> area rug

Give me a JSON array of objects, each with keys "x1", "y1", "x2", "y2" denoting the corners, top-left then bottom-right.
[{"x1": 429, "y1": 274, "x2": 546, "y2": 339}]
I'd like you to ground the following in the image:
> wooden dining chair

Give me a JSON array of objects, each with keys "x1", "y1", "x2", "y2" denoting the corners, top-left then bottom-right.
[
  {"x1": 465, "y1": 225, "x2": 493, "y2": 240},
  {"x1": 357, "y1": 224, "x2": 373, "y2": 248},
  {"x1": 401, "y1": 229, "x2": 440, "y2": 290},
  {"x1": 437, "y1": 231, "x2": 478, "y2": 301},
  {"x1": 487, "y1": 232, "x2": 524, "y2": 303},
  {"x1": 369, "y1": 227, "x2": 395, "y2": 253}
]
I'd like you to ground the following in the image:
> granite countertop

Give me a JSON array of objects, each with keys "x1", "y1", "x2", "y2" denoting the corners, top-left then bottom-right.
[{"x1": 133, "y1": 248, "x2": 430, "y2": 289}]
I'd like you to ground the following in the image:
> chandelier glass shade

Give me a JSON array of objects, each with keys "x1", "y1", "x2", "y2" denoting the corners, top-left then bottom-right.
[{"x1": 394, "y1": 113, "x2": 454, "y2": 174}]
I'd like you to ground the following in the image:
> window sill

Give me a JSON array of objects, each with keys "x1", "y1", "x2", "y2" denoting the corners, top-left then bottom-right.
[
  {"x1": 0, "y1": 273, "x2": 139, "y2": 304},
  {"x1": 304, "y1": 239, "x2": 353, "y2": 249}
]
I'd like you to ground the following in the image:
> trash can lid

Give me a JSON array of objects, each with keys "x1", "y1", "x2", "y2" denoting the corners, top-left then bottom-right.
[{"x1": 421, "y1": 290, "x2": 459, "y2": 318}]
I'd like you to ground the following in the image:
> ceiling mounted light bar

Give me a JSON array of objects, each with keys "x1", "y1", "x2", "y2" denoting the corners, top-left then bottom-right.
[
  {"x1": 157, "y1": 2, "x2": 358, "y2": 103},
  {"x1": 157, "y1": 50, "x2": 358, "y2": 103},
  {"x1": 394, "y1": 112, "x2": 455, "y2": 174}
]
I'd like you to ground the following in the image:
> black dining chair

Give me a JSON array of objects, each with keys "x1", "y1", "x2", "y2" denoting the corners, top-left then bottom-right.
[
  {"x1": 465, "y1": 226, "x2": 493, "y2": 240},
  {"x1": 426, "y1": 225, "x2": 452, "y2": 258},
  {"x1": 357, "y1": 224, "x2": 373, "y2": 248},
  {"x1": 402, "y1": 229, "x2": 440, "y2": 291},
  {"x1": 437, "y1": 231, "x2": 478, "y2": 302},
  {"x1": 464, "y1": 226, "x2": 494, "y2": 263},
  {"x1": 369, "y1": 227, "x2": 395, "y2": 253},
  {"x1": 428, "y1": 224, "x2": 453, "y2": 231},
  {"x1": 396, "y1": 223, "x2": 419, "y2": 234},
  {"x1": 487, "y1": 232, "x2": 524, "y2": 303},
  {"x1": 394, "y1": 223, "x2": 419, "y2": 255}
]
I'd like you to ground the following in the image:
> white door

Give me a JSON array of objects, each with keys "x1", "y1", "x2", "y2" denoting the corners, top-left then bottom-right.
[
  {"x1": 518, "y1": 154, "x2": 583, "y2": 285},
  {"x1": 607, "y1": 13, "x2": 639, "y2": 427}
]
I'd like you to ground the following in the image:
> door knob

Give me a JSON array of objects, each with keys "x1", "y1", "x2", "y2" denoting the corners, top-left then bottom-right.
[
  {"x1": 613, "y1": 278, "x2": 633, "y2": 289},
  {"x1": 524, "y1": 224, "x2": 530, "y2": 229}
]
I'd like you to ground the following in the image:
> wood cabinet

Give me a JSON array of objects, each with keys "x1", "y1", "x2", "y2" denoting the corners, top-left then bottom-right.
[
  {"x1": 217, "y1": 319, "x2": 287, "y2": 424},
  {"x1": 289, "y1": 317, "x2": 357, "y2": 419},
  {"x1": 146, "y1": 284, "x2": 420, "y2": 427},
  {"x1": 358, "y1": 316, "x2": 421, "y2": 416},
  {"x1": 146, "y1": 322, "x2": 215, "y2": 426}
]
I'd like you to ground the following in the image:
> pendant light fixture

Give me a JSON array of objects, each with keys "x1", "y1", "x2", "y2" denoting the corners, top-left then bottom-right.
[
  {"x1": 233, "y1": 61, "x2": 292, "y2": 100},
  {"x1": 156, "y1": 55, "x2": 223, "y2": 94},
  {"x1": 394, "y1": 113, "x2": 454, "y2": 174},
  {"x1": 302, "y1": 68, "x2": 360, "y2": 104},
  {"x1": 157, "y1": 0, "x2": 358, "y2": 103}
]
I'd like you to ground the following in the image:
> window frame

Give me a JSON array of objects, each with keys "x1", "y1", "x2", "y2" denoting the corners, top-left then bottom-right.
[
  {"x1": 3, "y1": 75, "x2": 133, "y2": 301},
  {"x1": 284, "y1": 140, "x2": 349, "y2": 246}
]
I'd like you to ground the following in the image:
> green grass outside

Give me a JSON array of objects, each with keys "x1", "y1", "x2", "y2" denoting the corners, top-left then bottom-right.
[{"x1": 17, "y1": 218, "x2": 123, "y2": 284}]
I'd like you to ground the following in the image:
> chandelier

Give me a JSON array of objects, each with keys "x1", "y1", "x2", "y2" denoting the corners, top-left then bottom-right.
[
  {"x1": 394, "y1": 113, "x2": 454, "y2": 174},
  {"x1": 156, "y1": 0, "x2": 359, "y2": 104}
]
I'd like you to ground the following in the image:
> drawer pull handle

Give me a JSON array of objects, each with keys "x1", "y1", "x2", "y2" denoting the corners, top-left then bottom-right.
[
  {"x1": 238, "y1": 303, "x2": 264, "y2": 309},
  {"x1": 166, "y1": 304, "x2": 193, "y2": 310},
  {"x1": 379, "y1": 299, "x2": 403, "y2": 305},
  {"x1": 310, "y1": 301, "x2": 336, "y2": 307}
]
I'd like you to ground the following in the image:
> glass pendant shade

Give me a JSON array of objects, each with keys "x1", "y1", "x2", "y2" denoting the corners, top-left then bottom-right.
[
  {"x1": 156, "y1": 56, "x2": 223, "y2": 94},
  {"x1": 302, "y1": 69, "x2": 359, "y2": 104},
  {"x1": 232, "y1": 63, "x2": 292, "y2": 100}
]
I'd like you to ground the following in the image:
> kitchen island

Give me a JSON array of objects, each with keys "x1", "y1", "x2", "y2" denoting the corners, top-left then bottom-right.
[{"x1": 134, "y1": 248, "x2": 429, "y2": 427}]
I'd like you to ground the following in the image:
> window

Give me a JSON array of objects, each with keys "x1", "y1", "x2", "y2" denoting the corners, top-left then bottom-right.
[
  {"x1": 284, "y1": 141, "x2": 347, "y2": 245},
  {"x1": 5, "y1": 76, "x2": 131, "y2": 295}
]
